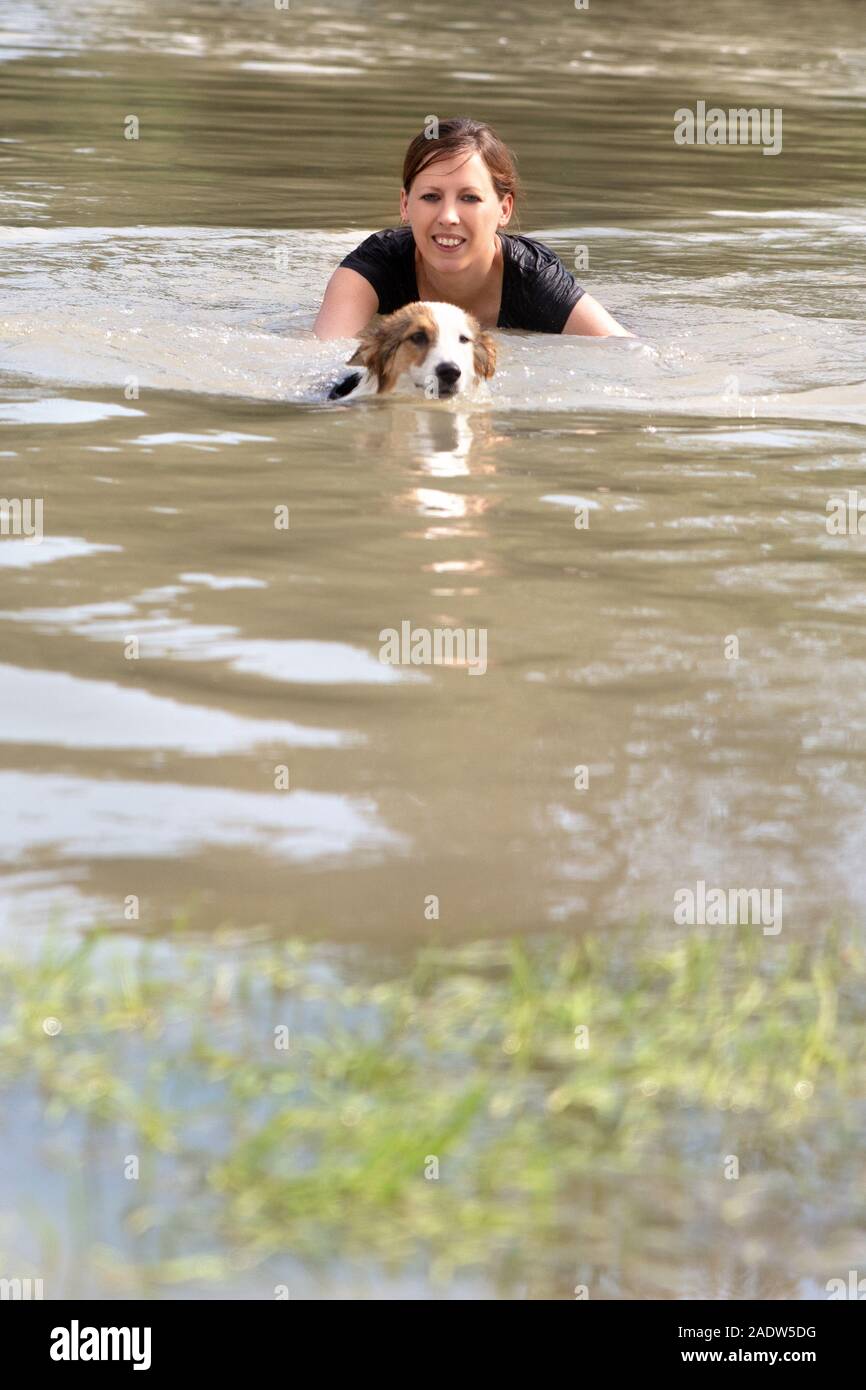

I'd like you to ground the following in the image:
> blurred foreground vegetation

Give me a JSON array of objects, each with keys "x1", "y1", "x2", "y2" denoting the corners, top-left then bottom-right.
[{"x1": 0, "y1": 921, "x2": 864, "y2": 1298}]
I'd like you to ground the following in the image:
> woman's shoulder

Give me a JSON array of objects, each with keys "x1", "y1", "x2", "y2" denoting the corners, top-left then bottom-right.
[
  {"x1": 341, "y1": 226, "x2": 415, "y2": 267},
  {"x1": 499, "y1": 232, "x2": 566, "y2": 273},
  {"x1": 338, "y1": 228, "x2": 416, "y2": 315},
  {"x1": 498, "y1": 232, "x2": 584, "y2": 333}
]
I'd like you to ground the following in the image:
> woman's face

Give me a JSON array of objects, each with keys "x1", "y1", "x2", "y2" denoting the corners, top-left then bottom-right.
[{"x1": 400, "y1": 150, "x2": 513, "y2": 273}]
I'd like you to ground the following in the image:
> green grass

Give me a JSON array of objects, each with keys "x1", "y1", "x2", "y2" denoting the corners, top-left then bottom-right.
[{"x1": 0, "y1": 921, "x2": 864, "y2": 1297}]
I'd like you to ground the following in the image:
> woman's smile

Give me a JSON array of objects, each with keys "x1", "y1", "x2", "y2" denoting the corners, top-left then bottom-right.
[{"x1": 431, "y1": 232, "x2": 468, "y2": 254}]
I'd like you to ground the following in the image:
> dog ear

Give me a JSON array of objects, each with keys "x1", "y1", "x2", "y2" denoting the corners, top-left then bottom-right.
[
  {"x1": 473, "y1": 329, "x2": 497, "y2": 381},
  {"x1": 347, "y1": 321, "x2": 403, "y2": 391},
  {"x1": 347, "y1": 328, "x2": 377, "y2": 368}
]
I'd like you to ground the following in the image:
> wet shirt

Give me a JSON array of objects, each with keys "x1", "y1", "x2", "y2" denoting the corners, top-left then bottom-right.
[{"x1": 338, "y1": 227, "x2": 585, "y2": 333}]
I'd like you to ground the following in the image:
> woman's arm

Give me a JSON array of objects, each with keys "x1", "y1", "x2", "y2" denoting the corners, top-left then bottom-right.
[
  {"x1": 563, "y1": 292, "x2": 634, "y2": 337},
  {"x1": 313, "y1": 267, "x2": 379, "y2": 340}
]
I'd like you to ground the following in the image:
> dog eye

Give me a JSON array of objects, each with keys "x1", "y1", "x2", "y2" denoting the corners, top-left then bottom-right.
[
  {"x1": 459, "y1": 334, "x2": 471, "y2": 344},
  {"x1": 408, "y1": 330, "x2": 429, "y2": 345}
]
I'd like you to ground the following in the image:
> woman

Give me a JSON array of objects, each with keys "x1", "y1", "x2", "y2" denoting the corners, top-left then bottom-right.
[{"x1": 314, "y1": 117, "x2": 631, "y2": 340}]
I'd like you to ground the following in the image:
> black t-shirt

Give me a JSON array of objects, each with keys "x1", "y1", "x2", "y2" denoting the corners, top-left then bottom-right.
[{"x1": 338, "y1": 227, "x2": 585, "y2": 333}]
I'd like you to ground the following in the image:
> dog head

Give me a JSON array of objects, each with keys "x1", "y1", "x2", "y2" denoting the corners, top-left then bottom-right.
[{"x1": 348, "y1": 301, "x2": 496, "y2": 398}]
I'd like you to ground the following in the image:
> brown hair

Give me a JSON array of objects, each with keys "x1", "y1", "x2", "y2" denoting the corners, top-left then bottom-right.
[{"x1": 402, "y1": 118, "x2": 521, "y2": 209}]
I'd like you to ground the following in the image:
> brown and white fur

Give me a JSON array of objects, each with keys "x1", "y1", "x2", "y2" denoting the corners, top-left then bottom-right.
[{"x1": 328, "y1": 301, "x2": 496, "y2": 402}]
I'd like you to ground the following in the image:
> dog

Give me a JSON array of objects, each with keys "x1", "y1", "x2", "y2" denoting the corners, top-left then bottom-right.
[{"x1": 327, "y1": 301, "x2": 496, "y2": 402}]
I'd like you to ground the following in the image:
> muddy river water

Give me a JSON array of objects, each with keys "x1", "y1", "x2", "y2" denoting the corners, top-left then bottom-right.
[{"x1": 1, "y1": 0, "x2": 865, "y2": 1299}]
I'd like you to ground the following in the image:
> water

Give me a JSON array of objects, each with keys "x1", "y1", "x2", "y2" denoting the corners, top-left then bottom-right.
[{"x1": 2, "y1": 0, "x2": 866, "y2": 1298}]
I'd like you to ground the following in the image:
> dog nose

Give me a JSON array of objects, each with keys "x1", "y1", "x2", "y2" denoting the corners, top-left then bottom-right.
[{"x1": 435, "y1": 362, "x2": 461, "y2": 387}]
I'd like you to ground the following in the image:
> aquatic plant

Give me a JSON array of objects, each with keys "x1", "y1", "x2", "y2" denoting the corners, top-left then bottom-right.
[{"x1": 0, "y1": 921, "x2": 863, "y2": 1297}]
